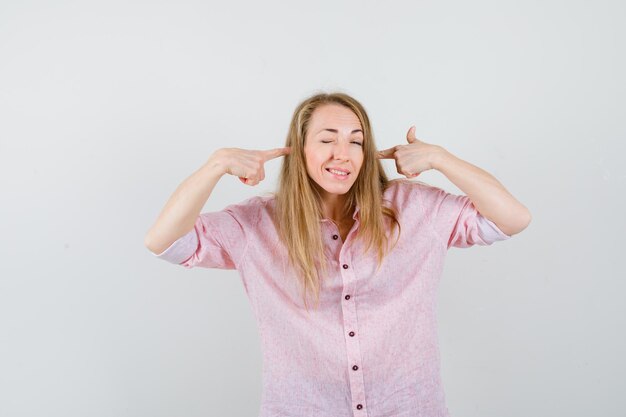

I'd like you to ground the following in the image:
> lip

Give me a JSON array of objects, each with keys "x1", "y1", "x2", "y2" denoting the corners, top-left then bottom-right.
[
  {"x1": 325, "y1": 167, "x2": 350, "y2": 174},
  {"x1": 325, "y1": 167, "x2": 351, "y2": 180}
]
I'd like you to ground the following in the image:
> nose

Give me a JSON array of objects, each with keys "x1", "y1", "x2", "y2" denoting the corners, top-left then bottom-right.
[{"x1": 332, "y1": 140, "x2": 351, "y2": 161}]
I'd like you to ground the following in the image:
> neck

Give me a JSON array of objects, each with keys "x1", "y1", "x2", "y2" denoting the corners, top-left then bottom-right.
[{"x1": 320, "y1": 193, "x2": 353, "y2": 224}]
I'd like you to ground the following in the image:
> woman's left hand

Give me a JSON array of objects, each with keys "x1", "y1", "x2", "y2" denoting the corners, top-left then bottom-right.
[{"x1": 377, "y1": 126, "x2": 447, "y2": 178}]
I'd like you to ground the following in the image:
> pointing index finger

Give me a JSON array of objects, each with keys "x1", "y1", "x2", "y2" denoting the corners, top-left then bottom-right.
[
  {"x1": 377, "y1": 146, "x2": 396, "y2": 159},
  {"x1": 262, "y1": 146, "x2": 291, "y2": 161}
]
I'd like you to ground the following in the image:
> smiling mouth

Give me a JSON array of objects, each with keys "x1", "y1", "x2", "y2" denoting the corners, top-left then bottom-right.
[{"x1": 326, "y1": 168, "x2": 350, "y2": 176}]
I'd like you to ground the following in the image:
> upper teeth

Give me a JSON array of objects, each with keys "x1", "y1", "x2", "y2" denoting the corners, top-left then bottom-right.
[{"x1": 328, "y1": 169, "x2": 348, "y2": 176}]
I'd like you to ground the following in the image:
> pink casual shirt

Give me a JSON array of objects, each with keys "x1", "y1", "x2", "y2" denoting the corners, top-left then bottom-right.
[{"x1": 152, "y1": 179, "x2": 511, "y2": 417}]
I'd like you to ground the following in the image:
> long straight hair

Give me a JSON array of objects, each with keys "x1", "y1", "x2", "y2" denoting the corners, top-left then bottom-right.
[{"x1": 273, "y1": 92, "x2": 401, "y2": 311}]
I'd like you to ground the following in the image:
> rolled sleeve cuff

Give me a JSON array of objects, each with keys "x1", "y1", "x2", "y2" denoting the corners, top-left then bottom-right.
[
  {"x1": 152, "y1": 229, "x2": 198, "y2": 264},
  {"x1": 476, "y1": 214, "x2": 511, "y2": 243}
]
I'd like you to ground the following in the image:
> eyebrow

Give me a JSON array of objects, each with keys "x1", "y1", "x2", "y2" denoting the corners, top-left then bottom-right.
[{"x1": 317, "y1": 128, "x2": 363, "y2": 135}]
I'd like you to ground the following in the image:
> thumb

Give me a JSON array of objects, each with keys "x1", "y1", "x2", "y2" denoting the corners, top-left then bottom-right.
[{"x1": 406, "y1": 125, "x2": 417, "y2": 144}]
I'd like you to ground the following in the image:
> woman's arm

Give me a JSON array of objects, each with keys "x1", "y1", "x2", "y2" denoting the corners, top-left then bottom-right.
[
  {"x1": 431, "y1": 149, "x2": 531, "y2": 236},
  {"x1": 144, "y1": 158, "x2": 225, "y2": 255},
  {"x1": 378, "y1": 126, "x2": 531, "y2": 236},
  {"x1": 144, "y1": 147, "x2": 290, "y2": 255}
]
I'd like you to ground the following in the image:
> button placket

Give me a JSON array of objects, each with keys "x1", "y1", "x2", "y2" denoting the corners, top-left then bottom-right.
[
  {"x1": 339, "y1": 238, "x2": 367, "y2": 414},
  {"x1": 321, "y1": 212, "x2": 367, "y2": 413}
]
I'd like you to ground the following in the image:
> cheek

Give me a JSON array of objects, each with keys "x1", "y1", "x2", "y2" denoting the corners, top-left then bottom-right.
[
  {"x1": 305, "y1": 149, "x2": 323, "y2": 168},
  {"x1": 354, "y1": 151, "x2": 365, "y2": 171},
  {"x1": 304, "y1": 151, "x2": 320, "y2": 175}
]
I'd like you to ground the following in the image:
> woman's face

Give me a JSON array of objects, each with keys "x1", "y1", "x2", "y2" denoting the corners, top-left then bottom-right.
[{"x1": 304, "y1": 103, "x2": 364, "y2": 199}]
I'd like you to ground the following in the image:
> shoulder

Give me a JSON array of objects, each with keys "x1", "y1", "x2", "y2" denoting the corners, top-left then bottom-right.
[
  {"x1": 383, "y1": 179, "x2": 459, "y2": 217},
  {"x1": 222, "y1": 193, "x2": 276, "y2": 225},
  {"x1": 383, "y1": 178, "x2": 437, "y2": 203}
]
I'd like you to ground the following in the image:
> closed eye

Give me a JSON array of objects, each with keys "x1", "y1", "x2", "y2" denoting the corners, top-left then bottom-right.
[{"x1": 321, "y1": 140, "x2": 363, "y2": 146}]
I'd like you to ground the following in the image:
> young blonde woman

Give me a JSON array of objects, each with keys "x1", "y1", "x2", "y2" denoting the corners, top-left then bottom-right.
[{"x1": 144, "y1": 92, "x2": 531, "y2": 417}]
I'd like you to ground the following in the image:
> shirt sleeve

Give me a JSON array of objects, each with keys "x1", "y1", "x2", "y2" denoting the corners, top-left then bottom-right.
[
  {"x1": 415, "y1": 182, "x2": 511, "y2": 249},
  {"x1": 151, "y1": 206, "x2": 247, "y2": 270}
]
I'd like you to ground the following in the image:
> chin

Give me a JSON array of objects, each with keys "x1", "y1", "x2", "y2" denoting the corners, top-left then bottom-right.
[{"x1": 321, "y1": 183, "x2": 354, "y2": 195}]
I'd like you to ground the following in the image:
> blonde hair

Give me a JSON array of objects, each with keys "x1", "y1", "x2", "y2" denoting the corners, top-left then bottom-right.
[{"x1": 272, "y1": 91, "x2": 401, "y2": 311}]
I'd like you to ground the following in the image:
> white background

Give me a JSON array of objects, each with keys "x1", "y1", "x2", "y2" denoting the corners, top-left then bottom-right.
[{"x1": 1, "y1": 0, "x2": 624, "y2": 416}]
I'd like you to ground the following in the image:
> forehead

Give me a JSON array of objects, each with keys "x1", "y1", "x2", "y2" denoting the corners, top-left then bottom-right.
[{"x1": 308, "y1": 103, "x2": 362, "y2": 134}]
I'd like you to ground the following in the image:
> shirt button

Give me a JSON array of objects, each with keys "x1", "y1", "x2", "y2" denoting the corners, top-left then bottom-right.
[
  {"x1": 344, "y1": 295, "x2": 351, "y2": 300},
  {"x1": 342, "y1": 264, "x2": 349, "y2": 269},
  {"x1": 332, "y1": 234, "x2": 338, "y2": 240},
  {"x1": 352, "y1": 365, "x2": 358, "y2": 371},
  {"x1": 356, "y1": 404, "x2": 363, "y2": 410},
  {"x1": 349, "y1": 331, "x2": 355, "y2": 337}
]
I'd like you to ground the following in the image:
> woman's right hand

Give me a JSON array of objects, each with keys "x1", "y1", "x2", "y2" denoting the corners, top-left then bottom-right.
[{"x1": 209, "y1": 147, "x2": 291, "y2": 186}]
